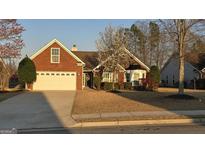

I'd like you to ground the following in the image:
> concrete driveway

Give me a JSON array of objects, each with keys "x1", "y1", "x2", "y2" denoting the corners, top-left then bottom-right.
[{"x1": 0, "y1": 91, "x2": 76, "y2": 130}]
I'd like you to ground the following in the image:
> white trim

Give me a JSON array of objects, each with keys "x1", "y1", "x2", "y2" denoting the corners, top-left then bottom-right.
[
  {"x1": 102, "y1": 72, "x2": 118, "y2": 83},
  {"x1": 82, "y1": 66, "x2": 84, "y2": 89},
  {"x1": 93, "y1": 48, "x2": 150, "y2": 72},
  {"x1": 186, "y1": 61, "x2": 203, "y2": 78},
  {"x1": 93, "y1": 55, "x2": 112, "y2": 71},
  {"x1": 202, "y1": 68, "x2": 205, "y2": 73},
  {"x1": 82, "y1": 73, "x2": 85, "y2": 87},
  {"x1": 30, "y1": 39, "x2": 85, "y2": 65},
  {"x1": 124, "y1": 48, "x2": 150, "y2": 72},
  {"x1": 50, "y1": 48, "x2": 60, "y2": 63},
  {"x1": 118, "y1": 64, "x2": 126, "y2": 72}
]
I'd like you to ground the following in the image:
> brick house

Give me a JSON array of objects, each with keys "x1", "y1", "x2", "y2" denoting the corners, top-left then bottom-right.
[{"x1": 30, "y1": 39, "x2": 149, "y2": 90}]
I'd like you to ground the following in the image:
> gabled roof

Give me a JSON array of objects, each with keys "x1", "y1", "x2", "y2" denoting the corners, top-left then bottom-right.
[
  {"x1": 185, "y1": 52, "x2": 205, "y2": 71},
  {"x1": 93, "y1": 47, "x2": 150, "y2": 72},
  {"x1": 71, "y1": 51, "x2": 98, "y2": 70},
  {"x1": 161, "y1": 52, "x2": 177, "y2": 72},
  {"x1": 161, "y1": 52, "x2": 205, "y2": 73},
  {"x1": 30, "y1": 39, "x2": 85, "y2": 64},
  {"x1": 124, "y1": 48, "x2": 150, "y2": 71}
]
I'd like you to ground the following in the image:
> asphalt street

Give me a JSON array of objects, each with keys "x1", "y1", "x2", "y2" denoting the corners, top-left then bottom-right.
[{"x1": 18, "y1": 123, "x2": 205, "y2": 134}]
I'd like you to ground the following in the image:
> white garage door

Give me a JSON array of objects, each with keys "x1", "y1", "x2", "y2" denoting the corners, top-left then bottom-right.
[{"x1": 33, "y1": 71, "x2": 76, "y2": 90}]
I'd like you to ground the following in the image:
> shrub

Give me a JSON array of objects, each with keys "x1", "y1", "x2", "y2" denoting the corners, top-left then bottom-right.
[
  {"x1": 115, "y1": 83, "x2": 120, "y2": 90},
  {"x1": 196, "y1": 79, "x2": 205, "y2": 89},
  {"x1": 119, "y1": 83, "x2": 124, "y2": 90},
  {"x1": 103, "y1": 82, "x2": 120, "y2": 91},
  {"x1": 174, "y1": 81, "x2": 188, "y2": 88},
  {"x1": 93, "y1": 76, "x2": 101, "y2": 90},
  {"x1": 124, "y1": 82, "x2": 132, "y2": 90},
  {"x1": 18, "y1": 56, "x2": 36, "y2": 89},
  {"x1": 103, "y1": 82, "x2": 113, "y2": 90},
  {"x1": 9, "y1": 74, "x2": 19, "y2": 88},
  {"x1": 147, "y1": 65, "x2": 160, "y2": 91}
]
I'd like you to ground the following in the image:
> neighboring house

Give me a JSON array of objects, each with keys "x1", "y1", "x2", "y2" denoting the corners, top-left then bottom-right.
[
  {"x1": 161, "y1": 52, "x2": 205, "y2": 87},
  {"x1": 30, "y1": 39, "x2": 149, "y2": 91}
]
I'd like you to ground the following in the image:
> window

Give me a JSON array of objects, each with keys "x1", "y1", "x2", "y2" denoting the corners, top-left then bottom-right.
[
  {"x1": 51, "y1": 48, "x2": 60, "y2": 63},
  {"x1": 102, "y1": 72, "x2": 112, "y2": 82},
  {"x1": 166, "y1": 75, "x2": 168, "y2": 84},
  {"x1": 102, "y1": 72, "x2": 118, "y2": 82},
  {"x1": 133, "y1": 73, "x2": 139, "y2": 81},
  {"x1": 46, "y1": 73, "x2": 50, "y2": 75},
  {"x1": 61, "y1": 73, "x2": 65, "y2": 76}
]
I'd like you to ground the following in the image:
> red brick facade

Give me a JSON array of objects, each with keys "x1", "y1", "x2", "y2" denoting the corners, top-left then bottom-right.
[
  {"x1": 118, "y1": 71, "x2": 125, "y2": 84},
  {"x1": 32, "y1": 42, "x2": 83, "y2": 90}
]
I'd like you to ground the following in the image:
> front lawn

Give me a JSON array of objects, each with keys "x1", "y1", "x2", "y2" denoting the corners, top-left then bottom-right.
[
  {"x1": 0, "y1": 91, "x2": 23, "y2": 102},
  {"x1": 72, "y1": 88, "x2": 205, "y2": 115}
]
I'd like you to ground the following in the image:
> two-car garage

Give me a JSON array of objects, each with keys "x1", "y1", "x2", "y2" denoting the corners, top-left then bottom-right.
[
  {"x1": 33, "y1": 71, "x2": 77, "y2": 90},
  {"x1": 30, "y1": 39, "x2": 85, "y2": 91}
]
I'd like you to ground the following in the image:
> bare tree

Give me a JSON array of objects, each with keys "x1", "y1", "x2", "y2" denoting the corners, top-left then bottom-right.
[
  {"x1": 124, "y1": 21, "x2": 171, "y2": 69},
  {"x1": 96, "y1": 26, "x2": 130, "y2": 90},
  {"x1": 0, "y1": 19, "x2": 24, "y2": 90},
  {"x1": 160, "y1": 19, "x2": 205, "y2": 95}
]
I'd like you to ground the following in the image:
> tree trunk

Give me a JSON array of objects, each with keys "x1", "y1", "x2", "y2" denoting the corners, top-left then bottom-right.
[
  {"x1": 25, "y1": 83, "x2": 28, "y2": 90},
  {"x1": 178, "y1": 20, "x2": 185, "y2": 95},
  {"x1": 112, "y1": 71, "x2": 115, "y2": 91}
]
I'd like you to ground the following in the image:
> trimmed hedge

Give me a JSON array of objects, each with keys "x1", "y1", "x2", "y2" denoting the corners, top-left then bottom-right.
[
  {"x1": 93, "y1": 76, "x2": 101, "y2": 90},
  {"x1": 18, "y1": 56, "x2": 36, "y2": 84},
  {"x1": 196, "y1": 79, "x2": 205, "y2": 89},
  {"x1": 102, "y1": 82, "x2": 120, "y2": 90},
  {"x1": 124, "y1": 82, "x2": 132, "y2": 90}
]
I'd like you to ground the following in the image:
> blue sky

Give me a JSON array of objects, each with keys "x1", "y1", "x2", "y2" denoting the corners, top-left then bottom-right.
[{"x1": 18, "y1": 19, "x2": 136, "y2": 58}]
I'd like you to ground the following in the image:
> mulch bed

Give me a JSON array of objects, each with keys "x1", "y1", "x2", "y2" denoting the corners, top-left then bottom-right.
[{"x1": 165, "y1": 94, "x2": 197, "y2": 100}]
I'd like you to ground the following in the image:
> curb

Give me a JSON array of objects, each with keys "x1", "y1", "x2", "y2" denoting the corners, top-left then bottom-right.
[
  {"x1": 16, "y1": 118, "x2": 205, "y2": 133},
  {"x1": 71, "y1": 118, "x2": 205, "y2": 128},
  {"x1": 17, "y1": 127, "x2": 71, "y2": 133}
]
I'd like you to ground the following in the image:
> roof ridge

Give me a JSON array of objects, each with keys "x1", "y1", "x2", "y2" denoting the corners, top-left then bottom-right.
[{"x1": 72, "y1": 50, "x2": 98, "y2": 53}]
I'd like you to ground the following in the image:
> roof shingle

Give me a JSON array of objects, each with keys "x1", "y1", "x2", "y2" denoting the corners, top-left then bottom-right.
[{"x1": 71, "y1": 51, "x2": 99, "y2": 70}]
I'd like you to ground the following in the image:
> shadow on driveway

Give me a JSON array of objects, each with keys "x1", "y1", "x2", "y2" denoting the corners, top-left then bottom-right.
[{"x1": 0, "y1": 91, "x2": 76, "y2": 134}]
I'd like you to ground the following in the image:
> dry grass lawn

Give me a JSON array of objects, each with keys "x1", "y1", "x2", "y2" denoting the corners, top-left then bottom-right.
[{"x1": 72, "y1": 88, "x2": 205, "y2": 114}]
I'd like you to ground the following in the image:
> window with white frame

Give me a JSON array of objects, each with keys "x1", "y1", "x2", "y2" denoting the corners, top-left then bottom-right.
[
  {"x1": 133, "y1": 73, "x2": 139, "y2": 81},
  {"x1": 51, "y1": 48, "x2": 60, "y2": 63},
  {"x1": 102, "y1": 72, "x2": 111, "y2": 82},
  {"x1": 102, "y1": 72, "x2": 118, "y2": 82}
]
